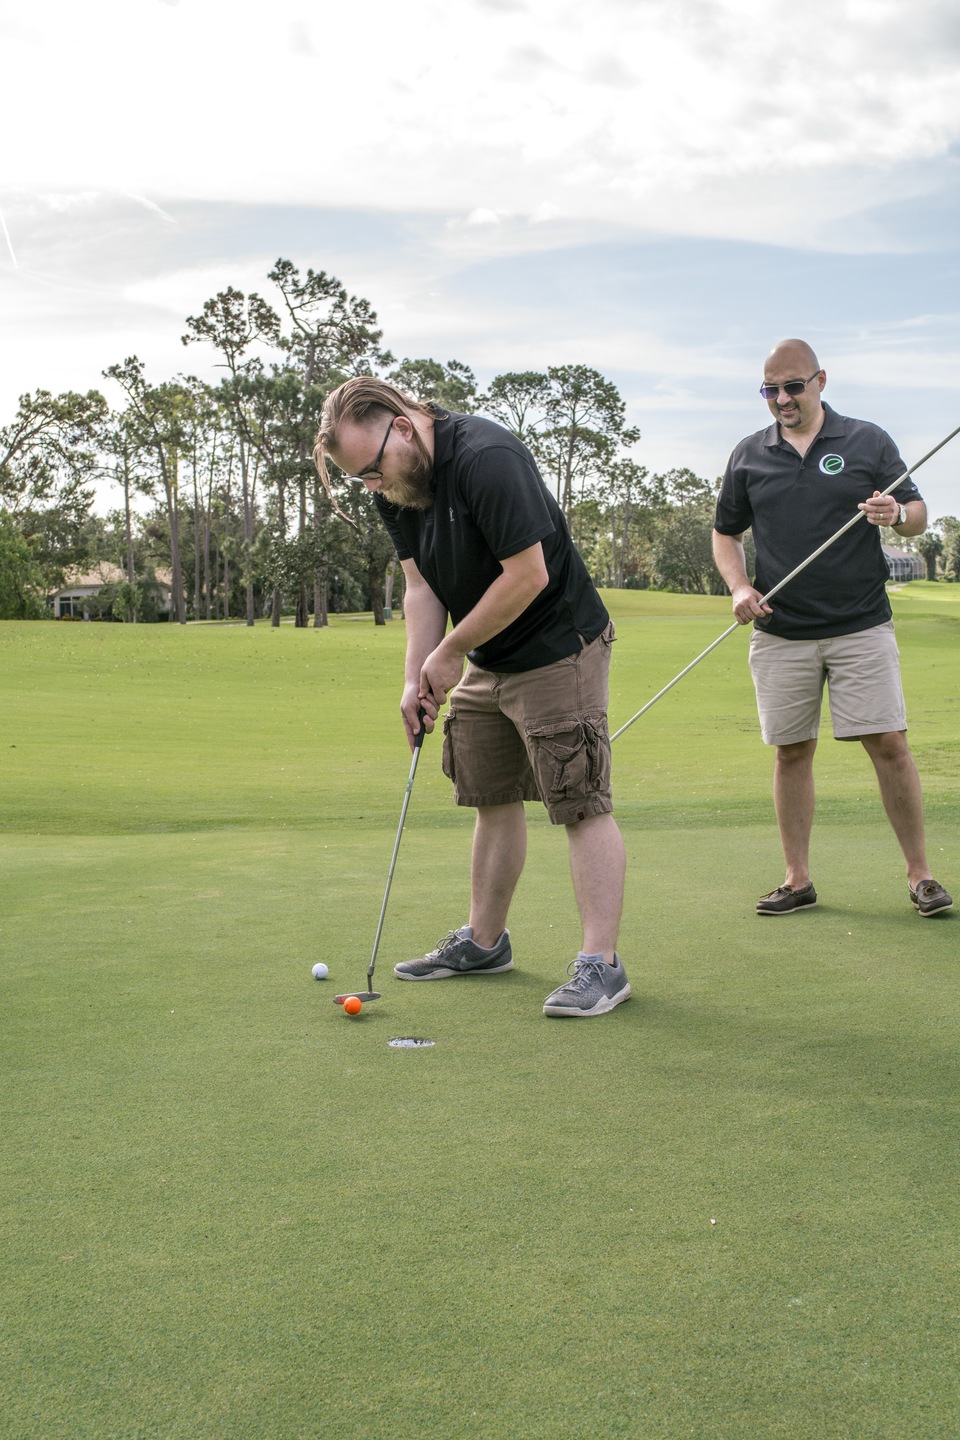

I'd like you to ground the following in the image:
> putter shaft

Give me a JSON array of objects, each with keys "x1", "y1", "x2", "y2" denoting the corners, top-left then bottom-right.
[{"x1": 367, "y1": 718, "x2": 427, "y2": 985}]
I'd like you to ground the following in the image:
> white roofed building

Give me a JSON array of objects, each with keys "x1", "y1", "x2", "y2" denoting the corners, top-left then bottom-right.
[
  {"x1": 881, "y1": 545, "x2": 925, "y2": 583},
  {"x1": 48, "y1": 564, "x2": 174, "y2": 619}
]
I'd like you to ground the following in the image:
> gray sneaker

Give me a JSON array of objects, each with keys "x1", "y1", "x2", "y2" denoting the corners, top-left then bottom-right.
[
  {"x1": 394, "y1": 926, "x2": 513, "y2": 981},
  {"x1": 542, "y1": 953, "x2": 631, "y2": 1017}
]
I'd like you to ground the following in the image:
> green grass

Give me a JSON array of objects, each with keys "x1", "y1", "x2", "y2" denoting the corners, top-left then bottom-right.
[{"x1": 1, "y1": 589, "x2": 958, "y2": 1439}]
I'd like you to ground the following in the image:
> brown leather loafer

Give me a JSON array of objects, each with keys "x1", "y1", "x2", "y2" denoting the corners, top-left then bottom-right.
[
  {"x1": 756, "y1": 882, "x2": 818, "y2": 916},
  {"x1": 909, "y1": 878, "x2": 953, "y2": 917}
]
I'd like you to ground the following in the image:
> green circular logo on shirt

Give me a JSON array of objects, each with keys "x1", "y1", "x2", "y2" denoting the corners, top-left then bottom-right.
[{"x1": 819, "y1": 454, "x2": 845, "y2": 474}]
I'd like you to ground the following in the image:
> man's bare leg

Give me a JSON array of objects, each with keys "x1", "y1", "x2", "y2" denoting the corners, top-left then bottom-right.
[
  {"x1": 773, "y1": 739, "x2": 818, "y2": 888},
  {"x1": 859, "y1": 731, "x2": 932, "y2": 887},
  {"x1": 468, "y1": 802, "x2": 527, "y2": 948},
  {"x1": 566, "y1": 812, "x2": 625, "y2": 963}
]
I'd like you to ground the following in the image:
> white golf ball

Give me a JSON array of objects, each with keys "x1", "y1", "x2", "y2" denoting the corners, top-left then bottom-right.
[{"x1": 311, "y1": 962, "x2": 329, "y2": 981}]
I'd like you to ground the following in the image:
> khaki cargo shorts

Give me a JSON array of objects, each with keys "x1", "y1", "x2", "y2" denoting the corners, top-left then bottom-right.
[
  {"x1": 748, "y1": 620, "x2": 907, "y2": 745},
  {"x1": 441, "y1": 622, "x2": 616, "y2": 825}
]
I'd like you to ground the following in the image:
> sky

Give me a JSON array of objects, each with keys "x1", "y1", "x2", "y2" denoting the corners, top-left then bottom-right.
[{"x1": 1, "y1": 0, "x2": 959, "y2": 521}]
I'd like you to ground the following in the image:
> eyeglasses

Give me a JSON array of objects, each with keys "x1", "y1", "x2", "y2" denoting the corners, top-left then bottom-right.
[
  {"x1": 352, "y1": 417, "x2": 395, "y2": 480},
  {"x1": 759, "y1": 371, "x2": 821, "y2": 400}
]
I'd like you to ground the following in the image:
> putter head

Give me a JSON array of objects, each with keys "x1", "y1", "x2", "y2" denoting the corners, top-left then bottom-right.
[{"x1": 333, "y1": 991, "x2": 382, "y2": 1005}]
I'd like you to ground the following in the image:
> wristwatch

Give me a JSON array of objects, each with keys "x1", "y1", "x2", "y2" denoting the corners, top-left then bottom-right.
[{"x1": 894, "y1": 503, "x2": 907, "y2": 526}]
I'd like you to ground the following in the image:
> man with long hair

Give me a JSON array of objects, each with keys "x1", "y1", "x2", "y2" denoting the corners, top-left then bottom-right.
[{"x1": 315, "y1": 377, "x2": 631, "y2": 1016}]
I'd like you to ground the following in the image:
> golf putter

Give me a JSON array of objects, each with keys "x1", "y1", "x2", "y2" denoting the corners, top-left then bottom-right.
[{"x1": 334, "y1": 709, "x2": 428, "y2": 1005}]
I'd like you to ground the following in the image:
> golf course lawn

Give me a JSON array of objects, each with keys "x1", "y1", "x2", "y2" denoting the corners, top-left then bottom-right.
[{"x1": 2, "y1": 586, "x2": 957, "y2": 1440}]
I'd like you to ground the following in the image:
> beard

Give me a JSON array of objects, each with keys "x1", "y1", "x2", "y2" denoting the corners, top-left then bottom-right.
[{"x1": 379, "y1": 451, "x2": 435, "y2": 511}]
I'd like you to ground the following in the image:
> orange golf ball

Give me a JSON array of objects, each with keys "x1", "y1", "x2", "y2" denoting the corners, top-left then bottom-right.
[{"x1": 343, "y1": 996, "x2": 363, "y2": 1016}]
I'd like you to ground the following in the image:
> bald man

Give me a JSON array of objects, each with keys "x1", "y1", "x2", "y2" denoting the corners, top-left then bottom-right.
[{"x1": 712, "y1": 339, "x2": 952, "y2": 918}]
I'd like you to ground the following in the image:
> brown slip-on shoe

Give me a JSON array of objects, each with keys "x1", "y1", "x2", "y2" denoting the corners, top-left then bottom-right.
[
  {"x1": 909, "y1": 878, "x2": 953, "y2": 917},
  {"x1": 756, "y1": 882, "x2": 818, "y2": 916}
]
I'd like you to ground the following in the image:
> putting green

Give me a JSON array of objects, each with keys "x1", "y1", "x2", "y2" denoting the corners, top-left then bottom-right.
[{"x1": 1, "y1": 589, "x2": 957, "y2": 1439}]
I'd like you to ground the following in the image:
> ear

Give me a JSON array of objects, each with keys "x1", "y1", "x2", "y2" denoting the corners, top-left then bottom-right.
[
  {"x1": 816, "y1": 371, "x2": 827, "y2": 392},
  {"x1": 392, "y1": 413, "x2": 415, "y2": 440}
]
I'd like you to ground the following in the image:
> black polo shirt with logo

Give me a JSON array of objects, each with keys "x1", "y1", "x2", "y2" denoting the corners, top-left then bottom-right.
[
  {"x1": 374, "y1": 409, "x2": 608, "y2": 672},
  {"x1": 714, "y1": 404, "x2": 921, "y2": 640}
]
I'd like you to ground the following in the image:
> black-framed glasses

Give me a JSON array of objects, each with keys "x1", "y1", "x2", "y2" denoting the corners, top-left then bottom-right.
[
  {"x1": 759, "y1": 371, "x2": 820, "y2": 400},
  {"x1": 351, "y1": 417, "x2": 395, "y2": 480}
]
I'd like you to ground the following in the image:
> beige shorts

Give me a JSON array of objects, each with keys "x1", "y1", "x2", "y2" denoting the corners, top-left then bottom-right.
[
  {"x1": 441, "y1": 622, "x2": 615, "y2": 825},
  {"x1": 748, "y1": 621, "x2": 907, "y2": 746}
]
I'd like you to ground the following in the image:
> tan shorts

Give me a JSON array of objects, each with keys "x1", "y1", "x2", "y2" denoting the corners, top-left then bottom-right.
[
  {"x1": 748, "y1": 621, "x2": 907, "y2": 745},
  {"x1": 441, "y1": 622, "x2": 615, "y2": 825}
]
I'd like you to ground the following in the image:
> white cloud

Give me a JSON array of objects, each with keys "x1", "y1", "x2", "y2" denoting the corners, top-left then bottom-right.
[
  {"x1": 288, "y1": 18, "x2": 316, "y2": 56},
  {"x1": 2, "y1": 0, "x2": 958, "y2": 246},
  {"x1": 0, "y1": 205, "x2": 17, "y2": 267},
  {"x1": 2, "y1": 0, "x2": 959, "y2": 522},
  {"x1": 529, "y1": 202, "x2": 561, "y2": 224},
  {"x1": 126, "y1": 194, "x2": 177, "y2": 225}
]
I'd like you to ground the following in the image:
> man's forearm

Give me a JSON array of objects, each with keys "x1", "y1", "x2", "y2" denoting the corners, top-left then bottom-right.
[
  {"x1": 437, "y1": 560, "x2": 547, "y2": 665},
  {"x1": 403, "y1": 582, "x2": 448, "y2": 688},
  {"x1": 892, "y1": 499, "x2": 927, "y2": 539},
  {"x1": 417, "y1": 544, "x2": 550, "y2": 711},
  {"x1": 712, "y1": 531, "x2": 750, "y2": 593}
]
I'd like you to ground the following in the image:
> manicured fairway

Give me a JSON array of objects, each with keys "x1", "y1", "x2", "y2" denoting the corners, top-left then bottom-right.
[{"x1": 1, "y1": 589, "x2": 957, "y2": 1439}]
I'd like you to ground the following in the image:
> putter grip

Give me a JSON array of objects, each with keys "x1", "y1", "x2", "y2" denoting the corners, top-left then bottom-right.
[{"x1": 414, "y1": 706, "x2": 427, "y2": 749}]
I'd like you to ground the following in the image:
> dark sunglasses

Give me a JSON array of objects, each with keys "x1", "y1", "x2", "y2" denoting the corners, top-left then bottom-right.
[{"x1": 759, "y1": 371, "x2": 820, "y2": 401}]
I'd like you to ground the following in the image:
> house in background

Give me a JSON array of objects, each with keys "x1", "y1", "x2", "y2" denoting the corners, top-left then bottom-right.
[
  {"x1": 48, "y1": 563, "x2": 174, "y2": 619},
  {"x1": 881, "y1": 545, "x2": 925, "y2": 583}
]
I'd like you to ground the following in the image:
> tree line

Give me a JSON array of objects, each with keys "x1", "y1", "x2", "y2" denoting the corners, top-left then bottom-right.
[{"x1": 2, "y1": 258, "x2": 956, "y2": 623}]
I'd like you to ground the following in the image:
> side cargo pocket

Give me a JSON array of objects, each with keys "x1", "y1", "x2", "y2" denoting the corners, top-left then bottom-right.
[
  {"x1": 525, "y1": 714, "x2": 610, "y2": 805},
  {"x1": 441, "y1": 704, "x2": 457, "y2": 784}
]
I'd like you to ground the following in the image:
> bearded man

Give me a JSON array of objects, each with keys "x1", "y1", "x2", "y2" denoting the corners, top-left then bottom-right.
[{"x1": 315, "y1": 377, "x2": 631, "y2": 1017}]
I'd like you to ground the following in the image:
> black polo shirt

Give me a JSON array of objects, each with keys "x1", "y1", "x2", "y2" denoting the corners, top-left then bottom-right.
[
  {"x1": 374, "y1": 409, "x2": 608, "y2": 672},
  {"x1": 714, "y1": 404, "x2": 921, "y2": 640}
]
